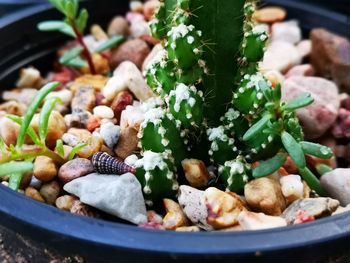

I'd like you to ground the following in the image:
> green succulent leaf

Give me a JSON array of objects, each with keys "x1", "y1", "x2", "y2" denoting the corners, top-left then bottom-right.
[
  {"x1": 316, "y1": 164, "x2": 333, "y2": 176},
  {"x1": 76, "y1": 8, "x2": 89, "y2": 33},
  {"x1": 6, "y1": 115, "x2": 42, "y2": 147},
  {"x1": 253, "y1": 153, "x2": 288, "y2": 178},
  {"x1": 281, "y1": 131, "x2": 306, "y2": 169},
  {"x1": 8, "y1": 173, "x2": 24, "y2": 191},
  {"x1": 64, "y1": 0, "x2": 79, "y2": 19},
  {"x1": 59, "y1": 46, "x2": 84, "y2": 65},
  {"x1": 16, "y1": 82, "x2": 60, "y2": 148},
  {"x1": 39, "y1": 97, "x2": 63, "y2": 143},
  {"x1": 0, "y1": 162, "x2": 33, "y2": 177},
  {"x1": 243, "y1": 114, "x2": 271, "y2": 141},
  {"x1": 38, "y1": 20, "x2": 66, "y2": 31},
  {"x1": 68, "y1": 143, "x2": 87, "y2": 160},
  {"x1": 0, "y1": 137, "x2": 7, "y2": 152},
  {"x1": 283, "y1": 93, "x2": 314, "y2": 112},
  {"x1": 273, "y1": 83, "x2": 282, "y2": 103},
  {"x1": 94, "y1": 35, "x2": 125, "y2": 53},
  {"x1": 299, "y1": 167, "x2": 327, "y2": 196},
  {"x1": 48, "y1": 0, "x2": 66, "y2": 15},
  {"x1": 258, "y1": 80, "x2": 272, "y2": 101},
  {"x1": 65, "y1": 57, "x2": 87, "y2": 68},
  {"x1": 55, "y1": 139, "x2": 65, "y2": 158},
  {"x1": 300, "y1": 141, "x2": 333, "y2": 159}
]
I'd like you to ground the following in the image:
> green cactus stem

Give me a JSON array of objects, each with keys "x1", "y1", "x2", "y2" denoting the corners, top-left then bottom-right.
[{"x1": 135, "y1": 151, "x2": 179, "y2": 206}]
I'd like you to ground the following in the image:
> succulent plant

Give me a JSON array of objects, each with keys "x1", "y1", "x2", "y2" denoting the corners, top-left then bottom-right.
[{"x1": 136, "y1": 0, "x2": 334, "y2": 205}]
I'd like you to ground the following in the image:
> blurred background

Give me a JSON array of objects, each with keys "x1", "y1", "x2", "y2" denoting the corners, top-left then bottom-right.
[{"x1": 0, "y1": 0, "x2": 349, "y2": 17}]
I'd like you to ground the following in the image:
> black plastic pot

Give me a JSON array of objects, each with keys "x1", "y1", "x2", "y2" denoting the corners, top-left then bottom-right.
[{"x1": 0, "y1": 1, "x2": 350, "y2": 262}]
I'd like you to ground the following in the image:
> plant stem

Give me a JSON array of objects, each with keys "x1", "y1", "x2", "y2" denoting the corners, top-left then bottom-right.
[
  {"x1": 70, "y1": 19, "x2": 96, "y2": 74},
  {"x1": 299, "y1": 167, "x2": 327, "y2": 196},
  {"x1": 0, "y1": 146, "x2": 65, "y2": 166}
]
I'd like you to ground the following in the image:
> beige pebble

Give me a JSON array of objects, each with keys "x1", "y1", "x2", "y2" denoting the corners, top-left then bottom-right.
[
  {"x1": 175, "y1": 226, "x2": 201, "y2": 232},
  {"x1": 238, "y1": 211, "x2": 287, "y2": 230},
  {"x1": 182, "y1": 159, "x2": 210, "y2": 188},
  {"x1": 25, "y1": 187, "x2": 45, "y2": 203},
  {"x1": 17, "y1": 67, "x2": 43, "y2": 89},
  {"x1": 114, "y1": 127, "x2": 139, "y2": 159},
  {"x1": 93, "y1": 105, "x2": 115, "y2": 119},
  {"x1": 56, "y1": 195, "x2": 77, "y2": 211},
  {"x1": 253, "y1": 7, "x2": 287, "y2": 24},
  {"x1": 40, "y1": 181, "x2": 61, "y2": 205},
  {"x1": 33, "y1": 156, "x2": 58, "y2": 182},
  {"x1": 163, "y1": 199, "x2": 189, "y2": 230}
]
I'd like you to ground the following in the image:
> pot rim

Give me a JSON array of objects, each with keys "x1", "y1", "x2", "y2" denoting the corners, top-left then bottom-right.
[{"x1": 0, "y1": 0, "x2": 349, "y2": 256}]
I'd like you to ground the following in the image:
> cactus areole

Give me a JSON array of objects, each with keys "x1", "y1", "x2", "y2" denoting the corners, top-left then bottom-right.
[{"x1": 142, "y1": 0, "x2": 332, "y2": 205}]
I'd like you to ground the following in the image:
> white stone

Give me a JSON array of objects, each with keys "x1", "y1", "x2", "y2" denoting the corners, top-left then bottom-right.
[
  {"x1": 297, "y1": 40, "x2": 312, "y2": 58},
  {"x1": 280, "y1": 174, "x2": 304, "y2": 202},
  {"x1": 102, "y1": 76, "x2": 128, "y2": 101},
  {"x1": 130, "y1": 18, "x2": 150, "y2": 38},
  {"x1": 93, "y1": 106, "x2": 115, "y2": 119},
  {"x1": 64, "y1": 173, "x2": 147, "y2": 224},
  {"x1": 46, "y1": 89, "x2": 73, "y2": 107},
  {"x1": 17, "y1": 67, "x2": 42, "y2": 88},
  {"x1": 271, "y1": 20, "x2": 302, "y2": 45},
  {"x1": 261, "y1": 41, "x2": 302, "y2": 73},
  {"x1": 124, "y1": 154, "x2": 139, "y2": 166},
  {"x1": 321, "y1": 169, "x2": 350, "y2": 206},
  {"x1": 113, "y1": 61, "x2": 154, "y2": 101},
  {"x1": 238, "y1": 211, "x2": 287, "y2": 230},
  {"x1": 99, "y1": 122, "x2": 121, "y2": 148},
  {"x1": 282, "y1": 76, "x2": 339, "y2": 139},
  {"x1": 142, "y1": 44, "x2": 165, "y2": 72}
]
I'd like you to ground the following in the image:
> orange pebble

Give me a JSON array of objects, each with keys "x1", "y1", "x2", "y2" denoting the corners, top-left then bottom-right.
[
  {"x1": 87, "y1": 115, "x2": 101, "y2": 132},
  {"x1": 253, "y1": 7, "x2": 287, "y2": 24}
]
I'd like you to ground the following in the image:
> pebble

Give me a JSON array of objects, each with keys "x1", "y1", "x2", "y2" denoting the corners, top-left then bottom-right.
[
  {"x1": 2, "y1": 88, "x2": 38, "y2": 106},
  {"x1": 244, "y1": 177, "x2": 286, "y2": 216},
  {"x1": 163, "y1": 199, "x2": 189, "y2": 230},
  {"x1": 29, "y1": 176, "x2": 42, "y2": 189},
  {"x1": 55, "y1": 195, "x2": 77, "y2": 211},
  {"x1": 25, "y1": 187, "x2": 45, "y2": 203},
  {"x1": 204, "y1": 187, "x2": 245, "y2": 229},
  {"x1": 124, "y1": 154, "x2": 139, "y2": 166},
  {"x1": 93, "y1": 106, "x2": 115, "y2": 119},
  {"x1": 181, "y1": 159, "x2": 210, "y2": 188},
  {"x1": 65, "y1": 110, "x2": 92, "y2": 129},
  {"x1": 39, "y1": 181, "x2": 61, "y2": 205},
  {"x1": 99, "y1": 122, "x2": 121, "y2": 149},
  {"x1": 70, "y1": 200, "x2": 100, "y2": 218},
  {"x1": 142, "y1": 43, "x2": 164, "y2": 72},
  {"x1": 311, "y1": 28, "x2": 350, "y2": 92},
  {"x1": 282, "y1": 198, "x2": 339, "y2": 224},
  {"x1": 175, "y1": 226, "x2": 201, "y2": 232},
  {"x1": 64, "y1": 173, "x2": 147, "y2": 224},
  {"x1": 111, "y1": 91, "x2": 134, "y2": 121},
  {"x1": 0, "y1": 116, "x2": 20, "y2": 145},
  {"x1": 253, "y1": 7, "x2": 287, "y2": 24},
  {"x1": 17, "y1": 67, "x2": 43, "y2": 89},
  {"x1": 320, "y1": 168, "x2": 350, "y2": 206},
  {"x1": 282, "y1": 76, "x2": 340, "y2": 139},
  {"x1": 31, "y1": 111, "x2": 66, "y2": 148},
  {"x1": 271, "y1": 20, "x2": 302, "y2": 45},
  {"x1": 333, "y1": 204, "x2": 350, "y2": 216},
  {"x1": 80, "y1": 54, "x2": 110, "y2": 75},
  {"x1": 0, "y1": 101, "x2": 27, "y2": 116},
  {"x1": 46, "y1": 89, "x2": 73, "y2": 107},
  {"x1": 130, "y1": 17, "x2": 150, "y2": 39},
  {"x1": 114, "y1": 127, "x2": 139, "y2": 159},
  {"x1": 110, "y1": 39, "x2": 151, "y2": 70},
  {"x1": 178, "y1": 185, "x2": 212, "y2": 230},
  {"x1": 263, "y1": 70, "x2": 285, "y2": 88},
  {"x1": 114, "y1": 61, "x2": 154, "y2": 101},
  {"x1": 71, "y1": 86, "x2": 96, "y2": 113},
  {"x1": 279, "y1": 174, "x2": 304, "y2": 203},
  {"x1": 107, "y1": 16, "x2": 130, "y2": 37},
  {"x1": 147, "y1": 210, "x2": 163, "y2": 224},
  {"x1": 91, "y1": 24, "x2": 108, "y2": 41},
  {"x1": 297, "y1": 40, "x2": 312, "y2": 58},
  {"x1": 285, "y1": 64, "x2": 315, "y2": 79},
  {"x1": 120, "y1": 105, "x2": 145, "y2": 130},
  {"x1": 102, "y1": 76, "x2": 128, "y2": 102},
  {"x1": 238, "y1": 211, "x2": 287, "y2": 230},
  {"x1": 143, "y1": 0, "x2": 159, "y2": 21},
  {"x1": 33, "y1": 156, "x2": 58, "y2": 182},
  {"x1": 58, "y1": 158, "x2": 94, "y2": 184},
  {"x1": 130, "y1": 1, "x2": 144, "y2": 13},
  {"x1": 71, "y1": 75, "x2": 108, "y2": 93},
  {"x1": 261, "y1": 41, "x2": 302, "y2": 73}
]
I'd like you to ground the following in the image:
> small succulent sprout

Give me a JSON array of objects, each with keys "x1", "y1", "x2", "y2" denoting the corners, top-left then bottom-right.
[
  {"x1": 233, "y1": 73, "x2": 270, "y2": 115},
  {"x1": 166, "y1": 24, "x2": 203, "y2": 69},
  {"x1": 135, "y1": 151, "x2": 179, "y2": 206},
  {"x1": 168, "y1": 83, "x2": 204, "y2": 129},
  {"x1": 219, "y1": 156, "x2": 251, "y2": 192},
  {"x1": 138, "y1": 108, "x2": 187, "y2": 166},
  {"x1": 241, "y1": 24, "x2": 268, "y2": 62},
  {"x1": 207, "y1": 126, "x2": 238, "y2": 165}
]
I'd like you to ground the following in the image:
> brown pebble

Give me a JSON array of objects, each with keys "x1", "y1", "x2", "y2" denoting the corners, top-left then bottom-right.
[
  {"x1": 25, "y1": 187, "x2": 45, "y2": 203},
  {"x1": 107, "y1": 16, "x2": 130, "y2": 37},
  {"x1": 70, "y1": 200, "x2": 100, "y2": 218},
  {"x1": 111, "y1": 91, "x2": 134, "y2": 122},
  {"x1": 109, "y1": 39, "x2": 151, "y2": 70},
  {"x1": 114, "y1": 127, "x2": 139, "y2": 159},
  {"x1": 253, "y1": 7, "x2": 287, "y2": 24},
  {"x1": 39, "y1": 181, "x2": 61, "y2": 205},
  {"x1": 56, "y1": 195, "x2": 77, "y2": 211},
  {"x1": 33, "y1": 156, "x2": 58, "y2": 182},
  {"x1": 58, "y1": 158, "x2": 94, "y2": 184}
]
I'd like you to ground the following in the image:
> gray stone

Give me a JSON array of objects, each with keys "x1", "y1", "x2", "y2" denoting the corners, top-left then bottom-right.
[
  {"x1": 64, "y1": 173, "x2": 147, "y2": 224},
  {"x1": 99, "y1": 122, "x2": 120, "y2": 148},
  {"x1": 321, "y1": 168, "x2": 350, "y2": 206},
  {"x1": 282, "y1": 198, "x2": 339, "y2": 224}
]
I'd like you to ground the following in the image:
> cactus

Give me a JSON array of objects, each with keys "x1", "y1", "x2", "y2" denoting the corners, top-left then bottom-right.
[{"x1": 135, "y1": 0, "x2": 334, "y2": 205}]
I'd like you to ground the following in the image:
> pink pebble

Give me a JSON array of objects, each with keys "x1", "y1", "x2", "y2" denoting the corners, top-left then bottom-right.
[{"x1": 285, "y1": 64, "x2": 315, "y2": 79}]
